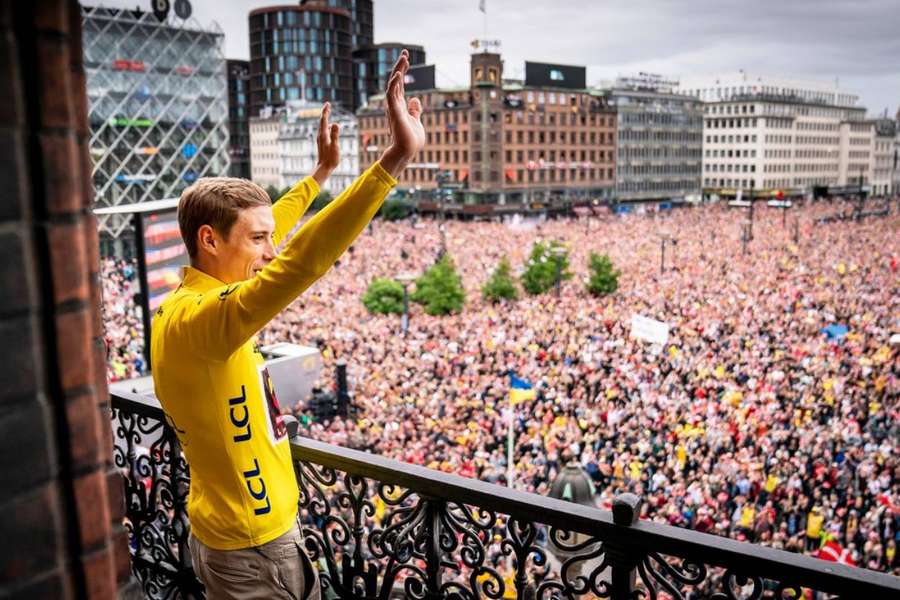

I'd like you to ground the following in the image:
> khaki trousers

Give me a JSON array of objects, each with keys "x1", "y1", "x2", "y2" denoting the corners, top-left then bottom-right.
[{"x1": 188, "y1": 524, "x2": 321, "y2": 600}]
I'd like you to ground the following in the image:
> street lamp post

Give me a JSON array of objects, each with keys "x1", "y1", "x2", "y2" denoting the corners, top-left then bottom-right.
[
  {"x1": 741, "y1": 222, "x2": 750, "y2": 255},
  {"x1": 396, "y1": 273, "x2": 415, "y2": 336},
  {"x1": 660, "y1": 234, "x2": 669, "y2": 275},
  {"x1": 748, "y1": 197, "x2": 755, "y2": 241}
]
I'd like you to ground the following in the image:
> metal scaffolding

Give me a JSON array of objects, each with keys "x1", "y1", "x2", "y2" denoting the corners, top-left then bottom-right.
[{"x1": 82, "y1": 5, "x2": 230, "y2": 239}]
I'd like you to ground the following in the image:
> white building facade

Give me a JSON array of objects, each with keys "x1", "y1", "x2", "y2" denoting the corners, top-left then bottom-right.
[
  {"x1": 279, "y1": 104, "x2": 359, "y2": 195},
  {"x1": 678, "y1": 73, "x2": 871, "y2": 197},
  {"x1": 250, "y1": 102, "x2": 359, "y2": 194},
  {"x1": 894, "y1": 113, "x2": 900, "y2": 196},
  {"x1": 249, "y1": 107, "x2": 283, "y2": 189},
  {"x1": 871, "y1": 119, "x2": 896, "y2": 196}
]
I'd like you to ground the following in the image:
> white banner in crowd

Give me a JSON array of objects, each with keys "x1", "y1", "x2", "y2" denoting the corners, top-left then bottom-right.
[{"x1": 630, "y1": 314, "x2": 670, "y2": 346}]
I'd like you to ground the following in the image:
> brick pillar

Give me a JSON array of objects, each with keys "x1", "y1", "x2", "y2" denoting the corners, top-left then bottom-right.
[{"x1": 0, "y1": 2, "x2": 130, "y2": 598}]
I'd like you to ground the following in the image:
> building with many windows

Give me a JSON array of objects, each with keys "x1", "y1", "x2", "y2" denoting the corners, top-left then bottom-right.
[
  {"x1": 82, "y1": 5, "x2": 229, "y2": 239},
  {"x1": 352, "y1": 43, "x2": 425, "y2": 110},
  {"x1": 871, "y1": 119, "x2": 896, "y2": 196},
  {"x1": 280, "y1": 104, "x2": 359, "y2": 193},
  {"x1": 248, "y1": 3, "x2": 354, "y2": 117},
  {"x1": 227, "y1": 59, "x2": 251, "y2": 179},
  {"x1": 679, "y1": 73, "x2": 869, "y2": 197},
  {"x1": 248, "y1": 1, "x2": 421, "y2": 115},
  {"x1": 894, "y1": 110, "x2": 900, "y2": 195},
  {"x1": 603, "y1": 74, "x2": 703, "y2": 203},
  {"x1": 249, "y1": 108, "x2": 283, "y2": 189},
  {"x1": 249, "y1": 102, "x2": 359, "y2": 192},
  {"x1": 358, "y1": 53, "x2": 616, "y2": 207}
]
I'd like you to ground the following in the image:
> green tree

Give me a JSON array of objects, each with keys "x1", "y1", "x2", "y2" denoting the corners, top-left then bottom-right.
[
  {"x1": 379, "y1": 198, "x2": 414, "y2": 221},
  {"x1": 521, "y1": 240, "x2": 572, "y2": 295},
  {"x1": 412, "y1": 255, "x2": 465, "y2": 315},
  {"x1": 311, "y1": 189, "x2": 333, "y2": 212},
  {"x1": 482, "y1": 256, "x2": 518, "y2": 302},
  {"x1": 264, "y1": 185, "x2": 292, "y2": 203},
  {"x1": 586, "y1": 252, "x2": 620, "y2": 296},
  {"x1": 264, "y1": 184, "x2": 281, "y2": 203},
  {"x1": 362, "y1": 278, "x2": 406, "y2": 314}
]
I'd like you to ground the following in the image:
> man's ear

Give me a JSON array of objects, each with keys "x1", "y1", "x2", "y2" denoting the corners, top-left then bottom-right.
[{"x1": 197, "y1": 224, "x2": 218, "y2": 256}]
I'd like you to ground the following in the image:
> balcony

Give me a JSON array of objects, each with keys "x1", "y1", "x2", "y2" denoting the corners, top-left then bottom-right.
[{"x1": 110, "y1": 390, "x2": 900, "y2": 600}]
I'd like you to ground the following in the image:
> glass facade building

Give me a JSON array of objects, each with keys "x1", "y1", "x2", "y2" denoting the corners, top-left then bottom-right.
[
  {"x1": 82, "y1": 5, "x2": 229, "y2": 239},
  {"x1": 248, "y1": 4, "x2": 354, "y2": 117},
  {"x1": 227, "y1": 59, "x2": 251, "y2": 179},
  {"x1": 352, "y1": 43, "x2": 425, "y2": 110}
]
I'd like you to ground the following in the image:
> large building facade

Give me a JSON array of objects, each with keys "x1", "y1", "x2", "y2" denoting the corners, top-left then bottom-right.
[
  {"x1": 250, "y1": 102, "x2": 359, "y2": 192},
  {"x1": 248, "y1": 1, "x2": 421, "y2": 115},
  {"x1": 871, "y1": 119, "x2": 896, "y2": 196},
  {"x1": 82, "y1": 5, "x2": 230, "y2": 239},
  {"x1": 352, "y1": 43, "x2": 426, "y2": 110},
  {"x1": 358, "y1": 53, "x2": 616, "y2": 207},
  {"x1": 227, "y1": 59, "x2": 251, "y2": 179},
  {"x1": 605, "y1": 75, "x2": 703, "y2": 203},
  {"x1": 679, "y1": 73, "x2": 869, "y2": 197},
  {"x1": 280, "y1": 104, "x2": 359, "y2": 193},
  {"x1": 248, "y1": 3, "x2": 355, "y2": 116},
  {"x1": 894, "y1": 110, "x2": 900, "y2": 195},
  {"x1": 249, "y1": 108, "x2": 283, "y2": 189}
]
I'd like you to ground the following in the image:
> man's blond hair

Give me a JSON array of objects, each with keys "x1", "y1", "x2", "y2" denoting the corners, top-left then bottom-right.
[{"x1": 178, "y1": 177, "x2": 271, "y2": 258}]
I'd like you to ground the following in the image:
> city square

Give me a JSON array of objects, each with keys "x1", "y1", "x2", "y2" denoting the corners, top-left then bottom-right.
[{"x1": 2, "y1": 1, "x2": 899, "y2": 598}]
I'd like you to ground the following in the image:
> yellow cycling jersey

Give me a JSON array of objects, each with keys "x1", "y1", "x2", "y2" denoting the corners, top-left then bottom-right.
[{"x1": 151, "y1": 162, "x2": 396, "y2": 550}]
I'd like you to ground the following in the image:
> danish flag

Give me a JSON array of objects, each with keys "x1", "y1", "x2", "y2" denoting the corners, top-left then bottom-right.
[{"x1": 814, "y1": 540, "x2": 855, "y2": 567}]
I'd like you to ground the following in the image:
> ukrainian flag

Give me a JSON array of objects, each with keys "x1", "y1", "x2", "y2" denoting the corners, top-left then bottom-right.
[{"x1": 509, "y1": 373, "x2": 536, "y2": 405}]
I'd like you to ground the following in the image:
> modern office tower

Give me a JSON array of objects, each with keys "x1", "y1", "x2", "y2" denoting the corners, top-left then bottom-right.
[
  {"x1": 347, "y1": 0, "x2": 374, "y2": 48},
  {"x1": 603, "y1": 74, "x2": 704, "y2": 203},
  {"x1": 82, "y1": 5, "x2": 229, "y2": 240},
  {"x1": 249, "y1": 1, "x2": 426, "y2": 114},
  {"x1": 248, "y1": 3, "x2": 354, "y2": 117},
  {"x1": 227, "y1": 59, "x2": 251, "y2": 179},
  {"x1": 679, "y1": 73, "x2": 871, "y2": 197},
  {"x1": 352, "y1": 42, "x2": 425, "y2": 111},
  {"x1": 358, "y1": 52, "x2": 617, "y2": 207}
]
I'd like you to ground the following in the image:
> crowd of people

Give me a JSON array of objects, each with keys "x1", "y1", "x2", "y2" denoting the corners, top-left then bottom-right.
[
  {"x1": 102, "y1": 198, "x2": 899, "y2": 582},
  {"x1": 101, "y1": 257, "x2": 146, "y2": 382}
]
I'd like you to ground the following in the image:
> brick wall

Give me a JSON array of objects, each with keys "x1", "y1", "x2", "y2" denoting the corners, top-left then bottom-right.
[{"x1": 0, "y1": 2, "x2": 130, "y2": 598}]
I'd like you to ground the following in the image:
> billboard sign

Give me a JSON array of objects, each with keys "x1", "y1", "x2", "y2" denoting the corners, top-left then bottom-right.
[
  {"x1": 140, "y1": 209, "x2": 189, "y2": 313},
  {"x1": 524, "y1": 61, "x2": 586, "y2": 90},
  {"x1": 404, "y1": 64, "x2": 436, "y2": 91}
]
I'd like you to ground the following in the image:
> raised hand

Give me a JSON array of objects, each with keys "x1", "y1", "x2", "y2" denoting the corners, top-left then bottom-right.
[
  {"x1": 312, "y1": 102, "x2": 340, "y2": 186},
  {"x1": 380, "y1": 49, "x2": 426, "y2": 178}
]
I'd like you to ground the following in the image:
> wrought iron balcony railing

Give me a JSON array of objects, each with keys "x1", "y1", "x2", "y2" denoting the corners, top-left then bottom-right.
[{"x1": 110, "y1": 389, "x2": 900, "y2": 600}]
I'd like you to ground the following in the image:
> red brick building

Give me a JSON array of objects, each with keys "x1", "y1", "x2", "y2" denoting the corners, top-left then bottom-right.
[{"x1": 358, "y1": 52, "x2": 616, "y2": 209}]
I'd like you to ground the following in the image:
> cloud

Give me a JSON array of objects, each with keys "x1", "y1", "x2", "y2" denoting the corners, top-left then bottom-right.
[
  {"x1": 87, "y1": 0, "x2": 900, "y2": 115},
  {"x1": 375, "y1": 0, "x2": 899, "y2": 114}
]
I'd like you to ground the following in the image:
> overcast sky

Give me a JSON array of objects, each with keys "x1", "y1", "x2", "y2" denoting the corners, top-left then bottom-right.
[{"x1": 97, "y1": 0, "x2": 899, "y2": 117}]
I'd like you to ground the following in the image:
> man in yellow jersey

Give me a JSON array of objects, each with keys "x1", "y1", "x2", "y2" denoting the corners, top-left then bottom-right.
[{"x1": 150, "y1": 50, "x2": 425, "y2": 599}]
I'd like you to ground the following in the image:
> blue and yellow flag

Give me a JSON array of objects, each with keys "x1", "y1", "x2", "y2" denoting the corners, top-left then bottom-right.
[{"x1": 509, "y1": 373, "x2": 536, "y2": 405}]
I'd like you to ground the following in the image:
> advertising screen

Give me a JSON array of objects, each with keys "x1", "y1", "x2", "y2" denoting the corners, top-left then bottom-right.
[
  {"x1": 524, "y1": 61, "x2": 586, "y2": 90},
  {"x1": 140, "y1": 209, "x2": 188, "y2": 312},
  {"x1": 404, "y1": 64, "x2": 436, "y2": 91}
]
